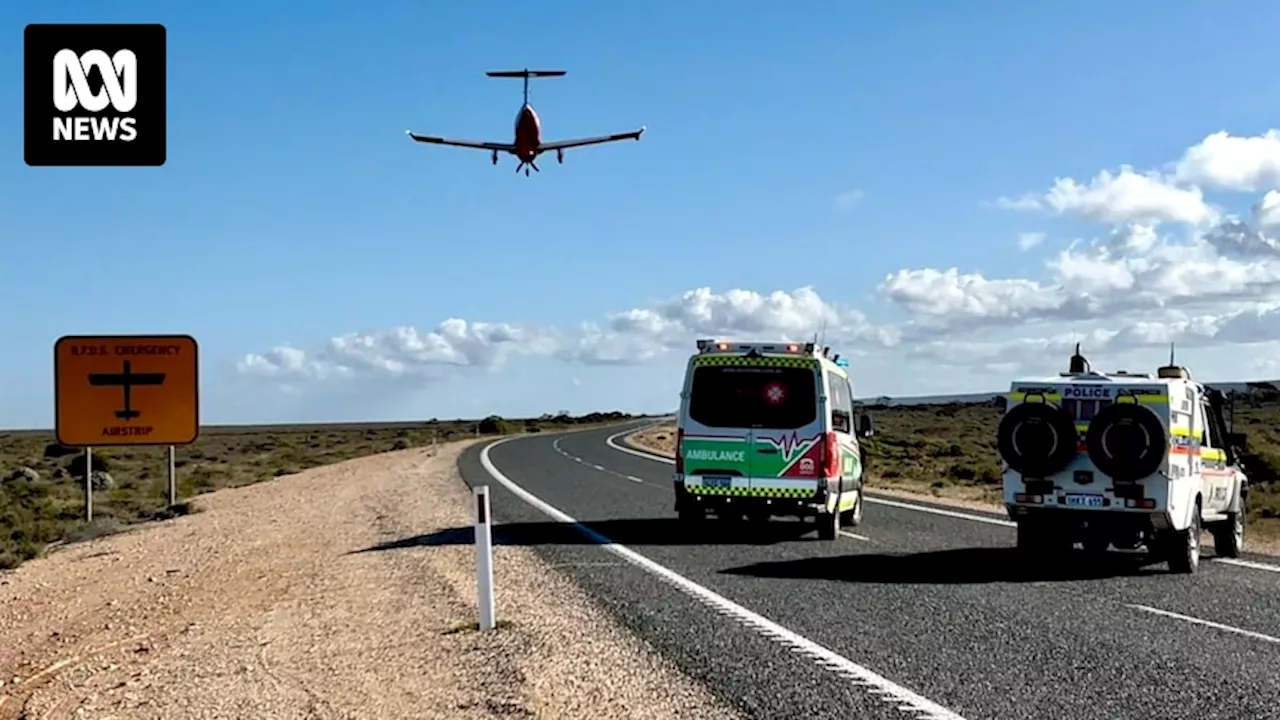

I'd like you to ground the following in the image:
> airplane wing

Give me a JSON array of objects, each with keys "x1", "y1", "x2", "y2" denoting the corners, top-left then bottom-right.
[
  {"x1": 539, "y1": 126, "x2": 646, "y2": 152},
  {"x1": 405, "y1": 130, "x2": 515, "y2": 152}
]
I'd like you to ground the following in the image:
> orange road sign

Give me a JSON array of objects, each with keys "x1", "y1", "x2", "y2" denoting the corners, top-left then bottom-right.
[{"x1": 54, "y1": 334, "x2": 200, "y2": 447}]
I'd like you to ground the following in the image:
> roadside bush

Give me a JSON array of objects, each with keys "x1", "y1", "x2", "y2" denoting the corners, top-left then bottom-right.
[
  {"x1": 478, "y1": 415, "x2": 517, "y2": 435},
  {"x1": 66, "y1": 452, "x2": 111, "y2": 477},
  {"x1": 0, "y1": 475, "x2": 60, "y2": 569},
  {"x1": 42, "y1": 443, "x2": 79, "y2": 459}
]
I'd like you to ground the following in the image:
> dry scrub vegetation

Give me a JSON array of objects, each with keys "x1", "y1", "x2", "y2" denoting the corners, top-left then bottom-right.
[
  {"x1": 0, "y1": 413, "x2": 638, "y2": 570},
  {"x1": 629, "y1": 397, "x2": 1280, "y2": 542}
]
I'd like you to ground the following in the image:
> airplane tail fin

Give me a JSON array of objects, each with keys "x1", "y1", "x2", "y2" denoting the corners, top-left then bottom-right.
[{"x1": 486, "y1": 69, "x2": 566, "y2": 78}]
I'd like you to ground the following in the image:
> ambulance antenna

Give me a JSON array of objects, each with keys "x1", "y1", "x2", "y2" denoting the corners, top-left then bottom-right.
[{"x1": 1169, "y1": 342, "x2": 1176, "y2": 366}]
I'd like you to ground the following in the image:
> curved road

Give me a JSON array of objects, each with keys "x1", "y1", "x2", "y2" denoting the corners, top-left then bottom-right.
[{"x1": 454, "y1": 422, "x2": 1280, "y2": 720}]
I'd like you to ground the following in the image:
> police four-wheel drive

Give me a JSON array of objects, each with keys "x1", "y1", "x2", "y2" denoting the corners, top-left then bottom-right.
[
  {"x1": 672, "y1": 339, "x2": 874, "y2": 540},
  {"x1": 997, "y1": 346, "x2": 1251, "y2": 574}
]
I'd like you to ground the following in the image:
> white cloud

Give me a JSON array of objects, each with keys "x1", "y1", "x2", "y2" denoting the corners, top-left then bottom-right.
[
  {"x1": 1258, "y1": 191, "x2": 1280, "y2": 230},
  {"x1": 239, "y1": 287, "x2": 899, "y2": 382},
  {"x1": 835, "y1": 189, "x2": 865, "y2": 210},
  {"x1": 879, "y1": 268, "x2": 1061, "y2": 327},
  {"x1": 991, "y1": 195, "x2": 1043, "y2": 211},
  {"x1": 881, "y1": 228, "x2": 1280, "y2": 341},
  {"x1": 239, "y1": 319, "x2": 558, "y2": 380},
  {"x1": 1041, "y1": 166, "x2": 1214, "y2": 226},
  {"x1": 1017, "y1": 232, "x2": 1046, "y2": 250},
  {"x1": 990, "y1": 132, "x2": 1280, "y2": 227},
  {"x1": 241, "y1": 128, "x2": 1280, "y2": 402},
  {"x1": 1175, "y1": 130, "x2": 1280, "y2": 192}
]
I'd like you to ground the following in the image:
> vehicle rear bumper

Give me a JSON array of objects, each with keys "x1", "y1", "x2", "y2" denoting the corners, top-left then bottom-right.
[
  {"x1": 1006, "y1": 504, "x2": 1174, "y2": 534},
  {"x1": 673, "y1": 478, "x2": 827, "y2": 515}
]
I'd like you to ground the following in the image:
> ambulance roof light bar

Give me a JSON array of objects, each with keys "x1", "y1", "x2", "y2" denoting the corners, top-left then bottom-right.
[{"x1": 695, "y1": 340, "x2": 823, "y2": 356}]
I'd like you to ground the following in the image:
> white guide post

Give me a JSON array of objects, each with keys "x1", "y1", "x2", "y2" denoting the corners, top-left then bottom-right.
[{"x1": 473, "y1": 485, "x2": 496, "y2": 631}]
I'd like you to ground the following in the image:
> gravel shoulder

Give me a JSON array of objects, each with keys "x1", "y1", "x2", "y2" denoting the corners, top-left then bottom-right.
[
  {"x1": 626, "y1": 422, "x2": 1280, "y2": 557},
  {"x1": 0, "y1": 439, "x2": 741, "y2": 720}
]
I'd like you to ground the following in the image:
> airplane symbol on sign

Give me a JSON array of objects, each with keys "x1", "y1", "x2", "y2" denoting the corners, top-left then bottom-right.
[{"x1": 88, "y1": 360, "x2": 166, "y2": 420}]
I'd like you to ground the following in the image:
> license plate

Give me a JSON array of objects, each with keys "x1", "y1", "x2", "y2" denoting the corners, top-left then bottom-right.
[
  {"x1": 1064, "y1": 494, "x2": 1104, "y2": 508},
  {"x1": 701, "y1": 476, "x2": 732, "y2": 489}
]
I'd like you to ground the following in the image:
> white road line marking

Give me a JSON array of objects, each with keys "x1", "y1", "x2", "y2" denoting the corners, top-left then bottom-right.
[
  {"x1": 1213, "y1": 557, "x2": 1280, "y2": 574},
  {"x1": 1126, "y1": 604, "x2": 1280, "y2": 644},
  {"x1": 840, "y1": 531, "x2": 872, "y2": 542},
  {"x1": 480, "y1": 436, "x2": 970, "y2": 720},
  {"x1": 604, "y1": 429, "x2": 1280, "y2": 575},
  {"x1": 605, "y1": 425, "x2": 674, "y2": 460},
  {"x1": 863, "y1": 496, "x2": 1017, "y2": 528},
  {"x1": 554, "y1": 436, "x2": 667, "y2": 490}
]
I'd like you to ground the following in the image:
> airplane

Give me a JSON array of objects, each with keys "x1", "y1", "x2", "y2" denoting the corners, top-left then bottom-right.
[{"x1": 405, "y1": 69, "x2": 645, "y2": 176}]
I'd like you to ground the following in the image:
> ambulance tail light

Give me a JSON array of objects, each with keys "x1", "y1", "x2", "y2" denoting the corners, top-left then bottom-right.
[
  {"x1": 1125, "y1": 498, "x2": 1157, "y2": 509},
  {"x1": 675, "y1": 427, "x2": 685, "y2": 474},
  {"x1": 821, "y1": 432, "x2": 840, "y2": 478}
]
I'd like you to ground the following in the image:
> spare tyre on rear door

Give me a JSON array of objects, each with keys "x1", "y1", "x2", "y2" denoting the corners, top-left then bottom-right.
[
  {"x1": 997, "y1": 401, "x2": 1079, "y2": 477},
  {"x1": 1084, "y1": 402, "x2": 1166, "y2": 481}
]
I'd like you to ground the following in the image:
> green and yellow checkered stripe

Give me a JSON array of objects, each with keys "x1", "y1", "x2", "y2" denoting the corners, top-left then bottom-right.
[
  {"x1": 689, "y1": 484, "x2": 817, "y2": 498},
  {"x1": 693, "y1": 355, "x2": 818, "y2": 369}
]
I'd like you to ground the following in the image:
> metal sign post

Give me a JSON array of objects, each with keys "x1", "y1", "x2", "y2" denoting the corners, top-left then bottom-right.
[
  {"x1": 473, "y1": 485, "x2": 495, "y2": 631},
  {"x1": 83, "y1": 447, "x2": 93, "y2": 522},
  {"x1": 167, "y1": 445, "x2": 177, "y2": 507}
]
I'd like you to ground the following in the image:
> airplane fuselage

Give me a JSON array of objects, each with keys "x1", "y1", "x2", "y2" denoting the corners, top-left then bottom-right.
[{"x1": 514, "y1": 104, "x2": 541, "y2": 161}]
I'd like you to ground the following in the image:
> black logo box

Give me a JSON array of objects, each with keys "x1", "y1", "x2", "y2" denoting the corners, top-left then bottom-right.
[{"x1": 24, "y1": 23, "x2": 167, "y2": 167}]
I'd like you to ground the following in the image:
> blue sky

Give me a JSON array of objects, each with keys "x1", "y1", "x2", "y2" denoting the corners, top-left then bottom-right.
[{"x1": 5, "y1": 1, "x2": 1280, "y2": 427}]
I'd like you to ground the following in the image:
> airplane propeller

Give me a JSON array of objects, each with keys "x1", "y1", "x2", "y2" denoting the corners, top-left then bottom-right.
[{"x1": 515, "y1": 160, "x2": 539, "y2": 176}]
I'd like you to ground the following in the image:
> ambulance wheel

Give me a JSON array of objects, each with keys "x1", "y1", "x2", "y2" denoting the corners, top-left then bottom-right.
[
  {"x1": 1211, "y1": 510, "x2": 1244, "y2": 559},
  {"x1": 1165, "y1": 503, "x2": 1202, "y2": 574},
  {"x1": 838, "y1": 488, "x2": 864, "y2": 528},
  {"x1": 816, "y1": 510, "x2": 840, "y2": 540}
]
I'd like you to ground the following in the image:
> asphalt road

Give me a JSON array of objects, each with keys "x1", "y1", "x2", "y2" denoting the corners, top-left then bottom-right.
[{"x1": 448, "y1": 422, "x2": 1280, "y2": 720}]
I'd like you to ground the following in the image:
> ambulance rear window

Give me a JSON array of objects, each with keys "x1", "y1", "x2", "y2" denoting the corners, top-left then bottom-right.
[{"x1": 687, "y1": 365, "x2": 817, "y2": 429}]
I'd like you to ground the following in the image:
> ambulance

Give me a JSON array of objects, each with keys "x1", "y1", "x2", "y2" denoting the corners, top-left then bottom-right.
[
  {"x1": 672, "y1": 339, "x2": 874, "y2": 540},
  {"x1": 997, "y1": 346, "x2": 1251, "y2": 573}
]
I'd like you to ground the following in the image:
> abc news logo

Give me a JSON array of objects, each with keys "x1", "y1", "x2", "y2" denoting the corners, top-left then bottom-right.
[
  {"x1": 53, "y1": 49, "x2": 139, "y2": 142},
  {"x1": 24, "y1": 23, "x2": 167, "y2": 167}
]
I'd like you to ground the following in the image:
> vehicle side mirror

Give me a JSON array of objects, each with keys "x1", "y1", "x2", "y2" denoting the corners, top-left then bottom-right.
[
  {"x1": 857, "y1": 413, "x2": 874, "y2": 438},
  {"x1": 1228, "y1": 431, "x2": 1248, "y2": 451}
]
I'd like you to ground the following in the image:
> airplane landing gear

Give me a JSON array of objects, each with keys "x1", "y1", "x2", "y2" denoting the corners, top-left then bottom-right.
[{"x1": 557, "y1": 149, "x2": 564, "y2": 164}]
